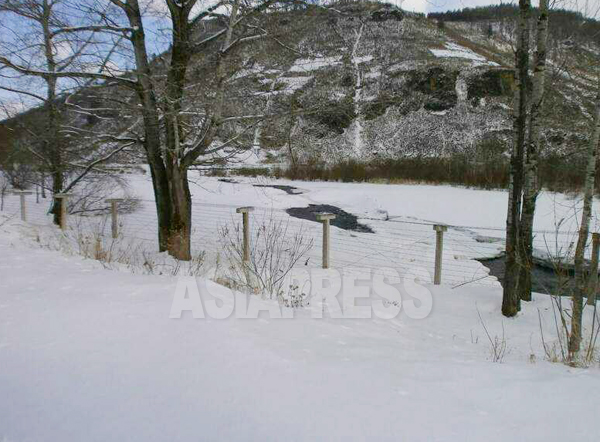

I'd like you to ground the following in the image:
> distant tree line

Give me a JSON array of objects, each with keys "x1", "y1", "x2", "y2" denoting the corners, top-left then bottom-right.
[{"x1": 429, "y1": 5, "x2": 600, "y2": 45}]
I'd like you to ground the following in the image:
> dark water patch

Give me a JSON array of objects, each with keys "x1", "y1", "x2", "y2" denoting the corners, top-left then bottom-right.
[
  {"x1": 478, "y1": 255, "x2": 576, "y2": 296},
  {"x1": 253, "y1": 184, "x2": 304, "y2": 195},
  {"x1": 286, "y1": 204, "x2": 374, "y2": 233}
]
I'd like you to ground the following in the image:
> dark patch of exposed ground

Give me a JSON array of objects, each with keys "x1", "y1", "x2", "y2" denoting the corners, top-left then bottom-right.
[
  {"x1": 478, "y1": 255, "x2": 581, "y2": 296},
  {"x1": 286, "y1": 204, "x2": 374, "y2": 233},
  {"x1": 216, "y1": 179, "x2": 304, "y2": 196},
  {"x1": 253, "y1": 184, "x2": 305, "y2": 195}
]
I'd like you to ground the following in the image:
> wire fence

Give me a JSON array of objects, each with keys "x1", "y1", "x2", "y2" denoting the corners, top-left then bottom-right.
[{"x1": 0, "y1": 192, "x2": 588, "y2": 289}]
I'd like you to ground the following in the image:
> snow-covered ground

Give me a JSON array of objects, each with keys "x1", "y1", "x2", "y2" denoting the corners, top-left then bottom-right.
[
  {"x1": 1, "y1": 173, "x2": 598, "y2": 288},
  {"x1": 2, "y1": 174, "x2": 600, "y2": 440},
  {"x1": 430, "y1": 42, "x2": 499, "y2": 67},
  {"x1": 1, "y1": 206, "x2": 600, "y2": 441}
]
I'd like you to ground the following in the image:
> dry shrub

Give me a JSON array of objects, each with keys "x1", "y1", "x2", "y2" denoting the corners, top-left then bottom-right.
[{"x1": 219, "y1": 212, "x2": 313, "y2": 303}]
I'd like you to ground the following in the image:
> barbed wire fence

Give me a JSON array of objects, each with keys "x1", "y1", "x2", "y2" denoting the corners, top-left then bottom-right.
[{"x1": 0, "y1": 191, "x2": 586, "y2": 289}]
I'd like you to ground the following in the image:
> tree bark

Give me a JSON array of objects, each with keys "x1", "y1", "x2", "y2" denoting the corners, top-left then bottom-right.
[
  {"x1": 122, "y1": 0, "x2": 174, "y2": 253},
  {"x1": 166, "y1": 166, "x2": 192, "y2": 261},
  {"x1": 518, "y1": 0, "x2": 549, "y2": 302},
  {"x1": 161, "y1": 0, "x2": 196, "y2": 260},
  {"x1": 503, "y1": 0, "x2": 531, "y2": 317},
  {"x1": 116, "y1": 0, "x2": 236, "y2": 260},
  {"x1": 41, "y1": 0, "x2": 64, "y2": 225},
  {"x1": 569, "y1": 84, "x2": 600, "y2": 360}
]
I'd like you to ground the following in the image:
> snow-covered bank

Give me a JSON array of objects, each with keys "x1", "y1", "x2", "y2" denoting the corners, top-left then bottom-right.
[{"x1": 1, "y1": 218, "x2": 600, "y2": 441}]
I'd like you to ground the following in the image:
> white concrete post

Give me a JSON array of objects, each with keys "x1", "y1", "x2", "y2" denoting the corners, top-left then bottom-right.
[
  {"x1": 433, "y1": 224, "x2": 448, "y2": 285},
  {"x1": 54, "y1": 193, "x2": 70, "y2": 231},
  {"x1": 14, "y1": 190, "x2": 33, "y2": 222},
  {"x1": 105, "y1": 198, "x2": 123, "y2": 239},
  {"x1": 587, "y1": 233, "x2": 600, "y2": 305},
  {"x1": 236, "y1": 206, "x2": 254, "y2": 263},
  {"x1": 316, "y1": 213, "x2": 336, "y2": 269}
]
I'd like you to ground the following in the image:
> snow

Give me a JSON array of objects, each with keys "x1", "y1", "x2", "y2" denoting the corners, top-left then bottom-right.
[
  {"x1": 388, "y1": 60, "x2": 424, "y2": 73},
  {"x1": 350, "y1": 24, "x2": 366, "y2": 158},
  {"x1": 455, "y1": 74, "x2": 468, "y2": 102},
  {"x1": 430, "y1": 43, "x2": 499, "y2": 67},
  {"x1": 365, "y1": 69, "x2": 381, "y2": 79},
  {"x1": 2, "y1": 175, "x2": 599, "y2": 289},
  {"x1": 288, "y1": 56, "x2": 342, "y2": 73},
  {"x1": 230, "y1": 64, "x2": 267, "y2": 81},
  {"x1": 275, "y1": 76, "x2": 313, "y2": 94},
  {"x1": 1, "y1": 211, "x2": 600, "y2": 441},
  {"x1": 354, "y1": 55, "x2": 373, "y2": 64}
]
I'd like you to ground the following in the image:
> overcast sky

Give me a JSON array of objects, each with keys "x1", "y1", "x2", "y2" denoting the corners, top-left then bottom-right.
[
  {"x1": 397, "y1": 0, "x2": 598, "y2": 14},
  {"x1": 391, "y1": 0, "x2": 509, "y2": 14}
]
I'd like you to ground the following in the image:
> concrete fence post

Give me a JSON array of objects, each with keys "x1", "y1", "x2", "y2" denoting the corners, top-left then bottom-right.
[
  {"x1": 316, "y1": 213, "x2": 336, "y2": 269},
  {"x1": 587, "y1": 233, "x2": 600, "y2": 305},
  {"x1": 433, "y1": 224, "x2": 448, "y2": 285},
  {"x1": 236, "y1": 206, "x2": 254, "y2": 263},
  {"x1": 54, "y1": 193, "x2": 70, "y2": 231},
  {"x1": 105, "y1": 198, "x2": 123, "y2": 239},
  {"x1": 14, "y1": 190, "x2": 33, "y2": 222}
]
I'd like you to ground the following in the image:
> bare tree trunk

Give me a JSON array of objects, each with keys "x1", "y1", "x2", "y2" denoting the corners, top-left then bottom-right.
[
  {"x1": 40, "y1": 0, "x2": 64, "y2": 225},
  {"x1": 518, "y1": 0, "x2": 549, "y2": 302},
  {"x1": 503, "y1": 0, "x2": 531, "y2": 317},
  {"x1": 167, "y1": 166, "x2": 192, "y2": 260},
  {"x1": 40, "y1": 171, "x2": 46, "y2": 198},
  {"x1": 115, "y1": 0, "x2": 241, "y2": 260},
  {"x1": 569, "y1": 83, "x2": 600, "y2": 360},
  {"x1": 161, "y1": 0, "x2": 196, "y2": 260},
  {"x1": 287, "y1": 101, "x2": 298, "y2": 170},
  {"x1": 161, "y1": 0, "x2": 241, "y2": 260},
  {"x1": 122, "y1": 0, "x2": 174, "y2": 253}
]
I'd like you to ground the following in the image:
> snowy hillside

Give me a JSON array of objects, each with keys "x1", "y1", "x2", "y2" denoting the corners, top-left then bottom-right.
[
  {"x1": 3, "y1": 1, "x2": 596, "y2": 172},
  {"x1": 169, "y1": 1, "x2": 595, "y2": 164}
]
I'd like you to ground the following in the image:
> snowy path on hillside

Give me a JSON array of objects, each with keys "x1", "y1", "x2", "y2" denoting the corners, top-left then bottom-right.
[
  {"x1": 1, "y1": 219, "x2": 600, "y2": 441},
  {"x1": 350, "y1": 23, "x2": 365, "y2": 158}
]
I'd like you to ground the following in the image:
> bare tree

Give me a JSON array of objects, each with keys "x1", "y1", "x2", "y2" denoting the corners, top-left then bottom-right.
[
  {"x1": 0, "y1": 0, "x2": 134, "y2": 224},
  {"x1": 0, "y1": 171, "x2": 8, "y2": 210},
  {"x1": 569, "y1": 78, "x2": 600, "y2": 360},
  {"x1": 0, "y1": 0, "x2": 372, "y2": 261},
  {"x1": 518, "y1": 0, "x2": 550, "y2": 302},
  {"x1": 93, "y1": 0, "x2": 286, "y2": 260},
  {"x1": 503, "y1": 0, "x2": 531, "y2": 317},
  {"x1": 11, "y1": 0, "x2": 304, "y2": 260}
]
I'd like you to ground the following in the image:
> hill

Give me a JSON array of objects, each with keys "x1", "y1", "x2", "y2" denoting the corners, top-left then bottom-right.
[{"x1": 1, "y1": 1, "x2": 598, "y2": 190}]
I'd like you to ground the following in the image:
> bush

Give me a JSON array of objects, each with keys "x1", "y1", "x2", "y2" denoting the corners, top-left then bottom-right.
[
  {"x1": 231, "y1": 167, "x2": 271, "y2": 178},
  {"x1": 313, "y1": 97, "x2": 356, "y2": 134},
  {"x1": 275, "y1": 157, "x2": 509, "y2": 189},
  {"x1": 218, "y1": 213, "x2": 313, "y2": 301},
  {"x1": 232, "y1": 152, "x2": 597, "y2": 194}
]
